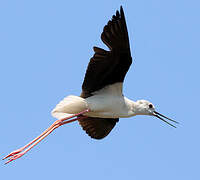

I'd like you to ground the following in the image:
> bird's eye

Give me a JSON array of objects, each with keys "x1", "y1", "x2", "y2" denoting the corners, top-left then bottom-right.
[{"x1": 149, "y1": 104, "x2": 153, "y2": 108}]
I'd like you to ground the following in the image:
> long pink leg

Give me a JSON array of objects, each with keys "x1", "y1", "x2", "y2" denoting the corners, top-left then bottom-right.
[
  {"x1": 3, "y1": 109, "x2": 89, "y2": 164},
  {"x1": 3, "y1": 109, "x2": 89, "y2": 160},
  {"x1": 4, "y1": 116, "x2": 87, "y2": 164}
]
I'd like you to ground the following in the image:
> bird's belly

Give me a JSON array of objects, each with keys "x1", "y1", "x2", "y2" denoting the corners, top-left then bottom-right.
[{"x1": 85, "y1": 95, "x2": 129, "y2": 118}]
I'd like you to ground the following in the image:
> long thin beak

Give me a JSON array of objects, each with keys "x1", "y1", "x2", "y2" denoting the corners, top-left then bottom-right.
[{"x1": 153, "y1": 111, "x2": 179, "y2": 128}]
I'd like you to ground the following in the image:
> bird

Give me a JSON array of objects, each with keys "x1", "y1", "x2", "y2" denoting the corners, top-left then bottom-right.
[{"x1": 3, "y1": 6, "x2": 178, "y2": 164}]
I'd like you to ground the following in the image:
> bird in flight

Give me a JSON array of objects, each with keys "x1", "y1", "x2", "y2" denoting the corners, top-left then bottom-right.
[{"x1": 3, "y1": 6, "x2": 178, "y2": 164}]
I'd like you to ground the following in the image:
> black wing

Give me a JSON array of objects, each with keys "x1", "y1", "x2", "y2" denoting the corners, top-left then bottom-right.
[
  {"x1": 79, "y1": 116, "x2": 119, "y2": 139},
  {"x1": 81, "y1": 6, "x2": 132, "y2": 98},
  {"x1": 79, "y1": 6, "x2": 131, "y2": 139}
]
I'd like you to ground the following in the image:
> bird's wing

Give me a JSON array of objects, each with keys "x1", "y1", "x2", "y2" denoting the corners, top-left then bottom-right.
[
  {"x1": 78, "y1": 116, "x2": 119, "y2": 139},
  {"x1": 81, "y1": 6, "x2": 132, "y2": 98},
  {"x1": 79, "y1": 7, "x2": 130, "y2": 139}
]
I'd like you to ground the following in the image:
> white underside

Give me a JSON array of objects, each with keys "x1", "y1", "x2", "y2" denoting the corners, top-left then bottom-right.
[{"x1": 51, "y1": 83, "x2": 135, "y2": 119}]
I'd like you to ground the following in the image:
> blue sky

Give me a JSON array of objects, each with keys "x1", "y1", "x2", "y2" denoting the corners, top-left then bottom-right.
[{"x1": 1, "y1": 0, "x2": 200, "y2": 179}]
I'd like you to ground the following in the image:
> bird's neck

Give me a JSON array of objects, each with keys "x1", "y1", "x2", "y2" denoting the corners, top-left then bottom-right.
[{"x1": 124, "y1": 97, "x2": 138, "y2": 117}]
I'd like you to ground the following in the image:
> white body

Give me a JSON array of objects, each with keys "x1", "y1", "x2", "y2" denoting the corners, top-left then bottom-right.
[{"x1": 51, "y1": 83, "x2": 136, "y2": 119}]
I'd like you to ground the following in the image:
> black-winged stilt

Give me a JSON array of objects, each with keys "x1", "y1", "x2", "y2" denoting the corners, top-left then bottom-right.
[{"x1": 3, "y1": 6, "x2": 178, "y2": 164}]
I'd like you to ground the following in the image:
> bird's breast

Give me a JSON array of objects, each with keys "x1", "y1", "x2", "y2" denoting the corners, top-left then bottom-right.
[{"x1": 85, "y1": 95, "x2": 131, "y2": 118}]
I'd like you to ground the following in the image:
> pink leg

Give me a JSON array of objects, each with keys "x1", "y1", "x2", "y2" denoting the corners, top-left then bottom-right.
[{"x1": 3, "y1": 109, "x2": 89, "y2": 164}]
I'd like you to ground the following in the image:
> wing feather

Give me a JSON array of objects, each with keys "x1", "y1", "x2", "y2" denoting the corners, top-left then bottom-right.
[
  {"x1": 78, "y1": 116, "x2": 119, "y2": 139},
  {"x1": 79, "y1": 6, "x2": 131, "y2": 139},
  {"x1": 81, "y1": 6, "x2": 132, "y2": 97}
]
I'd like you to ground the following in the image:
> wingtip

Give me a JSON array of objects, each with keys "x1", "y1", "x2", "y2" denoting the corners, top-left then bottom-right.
[
  {"x1": 116, "y1": 10, "x2": 120, "y2": 17},
  {"x1": 120, "y1": 6, "x2": 123, "y2": 12},
  {"x1": 120, "y1": 6, "x2": 125, "y2": 18}
]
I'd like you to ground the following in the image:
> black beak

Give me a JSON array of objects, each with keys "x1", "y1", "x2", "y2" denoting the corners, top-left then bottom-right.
[{"x1": 153, "y1": 111, "x2": 178, "y2": 128}]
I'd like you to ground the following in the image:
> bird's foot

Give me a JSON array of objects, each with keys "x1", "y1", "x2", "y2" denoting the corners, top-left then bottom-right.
[
  {"x1": 4, "y1": 151, "x2": 25, "y2": 164},
  {"x1": 3, "y1": 147, "x2": 24, "y2": 160}
]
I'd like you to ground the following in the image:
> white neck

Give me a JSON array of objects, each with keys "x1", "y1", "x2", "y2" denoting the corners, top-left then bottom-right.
[{"x1": 123, "y1": 97, "x2": 138, "y2": 117}]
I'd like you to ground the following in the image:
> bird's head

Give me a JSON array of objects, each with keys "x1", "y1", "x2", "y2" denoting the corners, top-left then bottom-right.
[{"x1": 134, "y1": 100, "x2": 178, "y2": 128}]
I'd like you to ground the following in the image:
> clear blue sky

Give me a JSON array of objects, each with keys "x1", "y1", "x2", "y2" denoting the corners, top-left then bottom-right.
[{"x1": 1, "y1": 0, "x2": 199, "y2": 179}]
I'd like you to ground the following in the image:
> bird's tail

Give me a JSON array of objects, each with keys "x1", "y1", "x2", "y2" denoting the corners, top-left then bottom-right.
[{"x1": 51, "y1": 95, "x2": 88, "y2": 119}]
